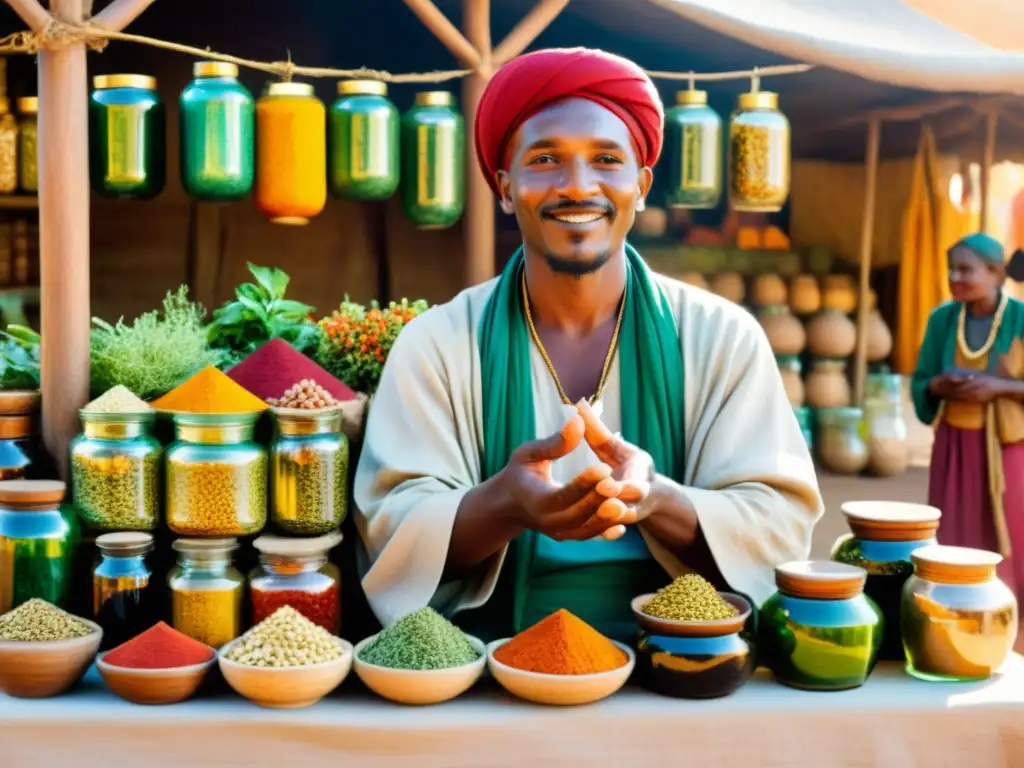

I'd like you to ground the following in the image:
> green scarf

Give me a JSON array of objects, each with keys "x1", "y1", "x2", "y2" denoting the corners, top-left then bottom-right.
[{"x1": 477, "y1": 244, "x2": 685, "y2": 629}]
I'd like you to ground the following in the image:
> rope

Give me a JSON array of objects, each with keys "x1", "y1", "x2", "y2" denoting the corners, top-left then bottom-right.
[{"x1": 0, "y1": 19, "x2": 813, "y2": 85}]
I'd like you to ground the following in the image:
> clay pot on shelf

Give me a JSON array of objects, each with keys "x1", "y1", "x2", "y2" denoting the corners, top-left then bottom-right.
[
  {"x1": 864, "y1": 309, "x2": 893, "y2": 363},
  {"x1": 633, "y1": 206, "x2": 668, "y2": 239},
  {"x1": 752, "y1": 274, "x2": 788, "y2": 307},
  {"x1": 805, "y1": 359, "x2": 851, "y2": 409},
  {"x1": 789, "y1": 274, "x2": 821, "y2": 316},
  {"x1": 777, "y1": 356, "x2": 805, "y2": 407},
  {"x1": 822, "y1": 275, "x2": 857, "y2": 314},
  {"x1": 678, "y1": 272, "x2": 708, "y2": 290},
  {"x1": 807, "y1": 310, "x2": 857, "y2": 358},
  {"x1": 710, "y1": 272, "x2": 745, "y2": 304},
  {"x1": 759, "y1": 307, "x2": 806, "y2": 356},
  {"x1": 817, "y1": 407, "x2": 869, "y2": 475}
]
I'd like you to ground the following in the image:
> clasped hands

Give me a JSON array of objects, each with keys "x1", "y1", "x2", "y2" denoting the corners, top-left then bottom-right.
[
  {"x1": 500, "y1": 400, "x2": 655, "y2": 543},
  {"x1": 929, "y1": 370, "x2": 1022, "y2": 403}
]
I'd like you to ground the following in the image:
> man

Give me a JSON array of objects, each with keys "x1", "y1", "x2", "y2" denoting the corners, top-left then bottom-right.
[{"x1": 354, "y1": 48, "x2": 823, "y2": 642}]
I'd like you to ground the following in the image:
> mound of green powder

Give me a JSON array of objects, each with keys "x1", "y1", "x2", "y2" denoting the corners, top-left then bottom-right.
[{"x1": 360, "y1": 607, "x2": 480, "y2": 670}]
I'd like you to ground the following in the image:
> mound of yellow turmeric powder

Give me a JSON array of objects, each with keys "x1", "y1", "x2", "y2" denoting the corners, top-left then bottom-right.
[
  {"x1": 494, "y1": 609, "x2": 627, "y2": 676},
  {"x1": 151, "y1": 366, "x2": 269, "y2": 414}
]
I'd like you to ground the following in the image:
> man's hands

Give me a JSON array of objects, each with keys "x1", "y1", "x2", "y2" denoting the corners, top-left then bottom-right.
[{"x1": 929, "y1": 371, "x2": 1022, "y2": 403}]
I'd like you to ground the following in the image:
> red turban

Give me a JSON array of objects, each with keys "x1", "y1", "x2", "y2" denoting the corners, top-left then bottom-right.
[{"x1": 474, "y1": 47, "x2": 664, "y2": 196}]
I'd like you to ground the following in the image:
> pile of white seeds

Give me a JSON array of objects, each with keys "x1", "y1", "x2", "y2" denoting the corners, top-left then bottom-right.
[{"x1": 224, "y1": 606, "x2": 341, "y2": 667}]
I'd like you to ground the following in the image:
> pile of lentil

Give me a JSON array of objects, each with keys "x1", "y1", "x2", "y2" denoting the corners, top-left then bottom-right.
[
  {"x1": 359, "y1": 607, "x2": 479, "y2": 670},
  {"x1": 224, "y1": 606, "x2": 341, "y2": 667},
  {"x1": 0, "y1": 598, "x2": 92, "y2": 642},
  {"x1": 642, "y1": 574, "x2": 739, "y2": 621},
  {"x1": 268, "y1": 380, "x2": 338, "y2": 409},
  {"x1": 494, "y1": 609, "x2": 627, "y2": 676},
  {"x1": 81, "y1": 385, "x2": 153, "y2": 414}
]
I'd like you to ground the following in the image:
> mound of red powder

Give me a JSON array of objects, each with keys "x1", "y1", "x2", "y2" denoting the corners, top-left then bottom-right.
[
  {"x1": 226, "y1": 338, "x2": 356, "y2": 402},
  {"x1": 103, "y1": 622, "x2": 215, "y2": 669}
]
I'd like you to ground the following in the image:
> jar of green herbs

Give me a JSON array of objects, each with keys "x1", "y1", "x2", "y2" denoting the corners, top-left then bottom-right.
[
  {"x1": 269, "y1": 407, "x2": 348, "y2": 535},
  {"x1": 0, "y1": 479, "x2": 75, "y2": 614}
]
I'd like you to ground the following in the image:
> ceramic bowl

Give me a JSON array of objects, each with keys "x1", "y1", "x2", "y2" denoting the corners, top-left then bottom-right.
[
  {"x1": 218, "y1": 637, "x2": 353, "y2": 709},
  {"x1": 486, "y1": 639, "x2": 635, "y2": 706},
  {"x1": 97, "y1": 652, "x2": 217, "y2": 705},
  {"x1": 0, "y1": 618, "x2": 103, "y2": 698},
  {"x1": 353, "y1": 634, "x2": 486, "y2": 705}
]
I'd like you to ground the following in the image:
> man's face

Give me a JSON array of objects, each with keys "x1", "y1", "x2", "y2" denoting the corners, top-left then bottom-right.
[{"x1": 498, "y1": 98, "x2": 653, "y2": 277}]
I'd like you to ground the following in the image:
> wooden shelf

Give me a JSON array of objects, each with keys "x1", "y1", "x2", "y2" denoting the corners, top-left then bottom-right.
[{"x1": 0, "y1": 196, "x2": 38, "y2": 210}]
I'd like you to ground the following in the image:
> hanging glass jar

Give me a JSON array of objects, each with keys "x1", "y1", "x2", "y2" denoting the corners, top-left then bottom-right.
[
  {"x1": 168, "y1": 537, "x2": 244, "y2": 649},
  {"x1": 180, "y1": 62, "x2": 254, "y2": 201},
  {"x1": 93, "y1": 531, "x2": 156, "y2": 650},
  {"x1": 250, "y1": 532, "x2": 342, "y2": 633},
  {"x1": 728, "y1": 91, "x2": 790, "y2": 212},
  {"x1": 401, "y1": 91, "x2": 465, "y2": 229},
  {"x1": 0, "y1": 99, "x2": 18, "y2": 194},
  {"x1": 817, "y1": 406, "x2": 869, "y2": 475},
  {"x1": 70, "y1": 411, "x2": 163, "y2": 532},
  {"x1": 663, "y1": 89, "x2": 722, "y2": 209},
  {"x1": 17, "y1": 97, "x2": 36, "y2": 194},
  {"x1": 89, "y1": 75, "x2": 165, "y2": 199},
  {"x1": 329, "y1": 80, "x2": 399, "y2": 201},
  {"x1": 0, "y1": 479, "x2": 74, "y2": 613},
  {"x1": 165, "y1": 412, "x2": 267, "y2": 537},
  {"x1": 255, "y1": 82, "x2": 326, "y2": 225}
]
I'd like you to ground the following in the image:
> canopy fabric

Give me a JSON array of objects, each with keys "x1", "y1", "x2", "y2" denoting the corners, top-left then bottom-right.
[{"x1": 650, "y1": 0, "x2": 1024, "y2": 93}]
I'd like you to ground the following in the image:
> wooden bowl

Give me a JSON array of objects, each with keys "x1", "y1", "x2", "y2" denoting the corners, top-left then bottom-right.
[
  {"x1": 486, "y1": 639, "x2": 634, "y2": 706},
  {"x1": 353, "y1": 634, "x2": 486, "y2": 705},
  {"x1": 97, "y1": 653, "x2": 216, "y2": 705},
  {"x1": 218, "y1": 637, "x2": 353, "y2": 709},
  {"x1": 0, "y1": 389, "x2": 40, "y2": 416},
  {"x1": 0, "y1": 619, "x2": 102, "y2": 698},
  {"x1": 630, "y1": 592, "x2": 752, "y2": 638}
]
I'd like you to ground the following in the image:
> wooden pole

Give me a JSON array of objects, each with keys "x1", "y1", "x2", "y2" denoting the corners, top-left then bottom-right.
[
  {"x1": 979, "y1": 108, "x2": 998, "y2": 235},
  {"x1": 462, "y1": 0, "x2": 495, "y2": 286},
  {"x1": 92, "y1": 0, "x2": 159, "y2": 31},
  {"x1": 38, "y1": 0, "x2": 91, "y2": 479},
  {"x1": 402, "y1": 0, "x2": 481, "y2": 69},
  {"x1": 4, "y1": 0, "x2": 51, "y2": 32},
  {"x1": 492, "y1": 0, "x2": 570, "y2": 65},
  {"x1": 852, "y1": 119, "x2": 882, "y2": 407}
]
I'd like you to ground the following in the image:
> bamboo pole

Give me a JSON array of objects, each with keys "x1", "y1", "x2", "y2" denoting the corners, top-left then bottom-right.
[
  {"x1": 853, "y1": 119, "x2": 882, "y2": 407},
  {"x1": 462, "y1": 0, "x2": 495, "y2": 285},
  {"x1": 402, "y1": 0, "x2": 481, "y2": 69},
  {"x1": 492, "y1": 0, "x2": 570, "y2": 65},
  {"x1": 979, "y1": 107, "x2": 998, "y2": 235},
  {"x1": 37, "y1": 0, "x2": 91, "y2": 479},
  {"x1": 92, "y1": 0, "x2": 159, "y2": 32},
  {"x1": 4, "y1": 0, "x2": 51, "y2": 32}
]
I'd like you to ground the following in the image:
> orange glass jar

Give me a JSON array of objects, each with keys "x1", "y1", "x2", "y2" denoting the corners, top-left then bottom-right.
[{"x1": 255, "y1": 82, "x2": 326, "y2": 225}]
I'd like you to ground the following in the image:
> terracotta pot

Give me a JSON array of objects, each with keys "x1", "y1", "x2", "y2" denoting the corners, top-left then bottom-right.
[
  {"x1": 864, "y1": 309, "x2": 893, "y2": 362},
  {"x1": 822, "y1": 274, "x2": 857, "y2": 314},
  {"x1": 709, "y1": 272, "x2": 745, "y2": 304},
  {"x1": 777, "y1": 357, "x2": 805, "y2": 407},
  {"x1": 678, "y1": 272, "x2": 708, "y2": 290},
  {"x1": 807, "y1": 310, "x2": 857, "y2": 358},
  {"x1": 633, "y1": 206, "x2": 668, "y2": 239},
  {"x1": 818, "y1": 407, "x2": 869, "y2": 475},
  {"x1": 789, "y1": 274, "x2": 821, "y2": 316},
  {"x1": 805, "y1": 359, "x2": 851, "y2": 409},
  {"x1": 759, "y1": 307, "x2": 806, "y2": 356},
  {"x1": 752, "y1": 274, "x2": 788, "y2": 307}
]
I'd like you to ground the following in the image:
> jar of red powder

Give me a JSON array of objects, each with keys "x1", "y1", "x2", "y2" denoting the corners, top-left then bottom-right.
[{"x1": 249, "y1": 532, "x2": 341, "y2": 633}]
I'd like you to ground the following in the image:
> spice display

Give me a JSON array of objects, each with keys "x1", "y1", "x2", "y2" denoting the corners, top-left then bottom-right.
[
  {"x1": 92, "y1": 532, "x2": 155, "y2": 650},
  {"x1": 153, "y1": 365, "x2": 269, "y2": 414},
  {"x1": 0, "y1": 101, "x2": 17, "y2": 194},
  {"x1": 728, "y1": 91, "x2": 790, "y2": 212},
  {"x1": 82, "y1": 385, "x2": 153, "y2": 414},
  {"x1": 495, "y1": 609, "x2": 626, "y2": 676},
  {"x1": 250, "y1": 533, "x2": 342, "y2": 632},
  {"x1": 818, "y1": 407, "x2": 869, "y2": 475},
  {"x1": 268, "y1": 380, "x2": 339, "y2": 409},
  {"x1": 168, "y1": 538, "x2": 244, "y2": 648},
  {"x1": 0, "y1": 480, "x2": 74, "y2": 613},
  {"x1": 228, "y1": 338, "x2": 355, "y2": 403},
  {"x1": 89, "y1": 75, "x2": 166, "y2": 199},
  {"x1": 103, "y1": 621, "x2": 214, "y2": 669},
  {"x1": 0, "y1": 598, "x2": 92, "y2": 641},
  {"x1": 642, "y1": 574, "x2": 739, "y2": 621},
  {"x1": 664, "y1": 89, "x2": 722, "y2": 209},
  {"x1": 401, "y1": 91, "x2": 465, "y2": 229},
  {"x1": 359, "y1": 607, "x2": 479, "y2": 670},
  {"x1": 17, "y1": 97, "x2": 36, "y2": 193},
  {"x1": 225, "y1": 605, "x2": 341, "y2": 667},
  {"x1": 329, "y1": 80, "x2": 400, "y2": 200},
  {"x1": 180, "y1": 62, "x2": 254, "y2": 201}
]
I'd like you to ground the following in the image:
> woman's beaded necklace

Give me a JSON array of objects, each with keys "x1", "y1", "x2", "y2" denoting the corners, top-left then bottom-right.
[{"x1": 957, "y1": 291, "x2": 1009, "y2": 361}]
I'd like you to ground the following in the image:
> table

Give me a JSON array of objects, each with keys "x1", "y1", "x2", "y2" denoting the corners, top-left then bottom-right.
[{"x1": 3, "y1": 659, "x2": 1024, "y2": 767}]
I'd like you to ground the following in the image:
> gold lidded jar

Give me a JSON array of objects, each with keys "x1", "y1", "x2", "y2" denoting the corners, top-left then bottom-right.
[
  {"x1": 805, "y1": 358, "x2": 851, "y2": 409},
  {"x1": 663, "y1": 88, "x2": 722, "y2": 210},
  {"x1": 168, "y1": 537, "x2": 244, "y2": 649},
  {"x1": 758, "y1": 306, "x2": 805, "y2": 356},
  {"x1": 817, "y1": 406, "x2": 868, "y2": 475},
  {"x1": 728, "y1": 91, "x2": 790, "y2": 213},
  {"x1": 0, "y1": 98, "x2": 18, "y2": 194},
  {"x1": 776, "y1": 355, "x2": 805, "y2": 407},
  {"x1": 902, "y1": 545, "x2": 1017, "y2": 682}
]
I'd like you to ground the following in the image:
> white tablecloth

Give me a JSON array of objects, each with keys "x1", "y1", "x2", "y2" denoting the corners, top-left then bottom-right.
[{"x1": 3, "y1": 659, "x2": 1024, "y2": 767}]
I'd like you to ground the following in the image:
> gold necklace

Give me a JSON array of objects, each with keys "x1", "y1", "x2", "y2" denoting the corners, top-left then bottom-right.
[
  {"x1": 521, "y1": 271, "x2": 625, "y2": 405},
  {"x1": 957, "y1": 291, "x2": 1009, "y2": 361}
]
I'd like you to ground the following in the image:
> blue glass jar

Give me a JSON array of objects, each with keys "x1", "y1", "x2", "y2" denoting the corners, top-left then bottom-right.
[
  {"x1": 93, "y1": 532, "x2": 156, "y2": 650},
  {"x1": 759, "y1": 561, "x2": 883, "y2": 691},
  {"x1": 632, "y1": 591, "x2": 754, "y2": 699},
  {"x1": 833, "y1": 501, "x2": 940, "y2": 661}
]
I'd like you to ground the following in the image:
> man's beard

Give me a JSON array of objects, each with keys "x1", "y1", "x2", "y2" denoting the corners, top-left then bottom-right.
[{"x1": 543, "y1": 250, "x2": 612, "y2": 278}]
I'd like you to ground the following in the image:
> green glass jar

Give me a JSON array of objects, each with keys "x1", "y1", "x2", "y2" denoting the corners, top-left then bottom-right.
[
  {"x1": 165, "y1": 412, "x2": 267, "y2": 537},
  {"x1": 89, "y1": 75, "x2": 166, "y2": 199},
  {"x1": 759, "y1": 561, "x2": 883, "y2": 691},
  {"x1": 0, "y1": 480, "x2": 75, "y2": 613},
  {"x1": 70, "y1": 411, "x2": 163, "y2": 532},
  {"x1": 270, "y1": 408, "x2": 348, "y2": 535},
  {"x1": 663, "y1": 89, "x2": 722, "y2": 209},
  {"x1": 180, "y1": 62, "x2": 254, "y2": 201},
  {"x1": 16, "y1": 97, "x2": 36, "y2": 193},
  {"x1": 728, "y1": 91, "x2": 790, "y2": 213},
  {"x1": 329, "y1": 80, "x2": 399, "y2": 200},
  {"x1": 401, "y1": 91, "x2": 465, "y2": 229}
]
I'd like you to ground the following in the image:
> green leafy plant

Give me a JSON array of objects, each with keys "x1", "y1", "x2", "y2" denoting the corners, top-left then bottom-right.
[
  {"x1": 90, "y1": 286, "x2": 218, "y2": 400},
  {"x1": 207, "y1": 263, "x2": 321, "y2": 368},
  {"x1": 0, "y1": 324, "x2": 40, "y2": 390}
]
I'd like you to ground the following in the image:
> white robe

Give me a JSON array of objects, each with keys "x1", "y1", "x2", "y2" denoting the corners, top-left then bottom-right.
[{"x1": 353, "y1": 273, "x2": 824, "y2": 628}]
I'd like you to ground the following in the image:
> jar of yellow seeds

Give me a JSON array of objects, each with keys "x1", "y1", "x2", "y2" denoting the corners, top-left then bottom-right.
[
  {"x1": 17, "y1": 97, "x2": 36, "y2": 193},
  {"x1": 0, "y1": 99, "x2": 18, "y2": 194},
  {"x1": 165, "y1": 412, "x2": 267, "y2": 536},
  {"x1": 168, "y1": 537, "x2": 244, "y2": 648},
  {"x1": 728, "y1": 91, "x2": 790, "y2": 213}
]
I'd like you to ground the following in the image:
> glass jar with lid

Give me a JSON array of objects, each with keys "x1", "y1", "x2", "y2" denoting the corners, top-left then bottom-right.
[
  {"x1": 664, "y1": 89, "x2": 722, "y2": 209},
  {"x1": 728, "y1": 90, "x2": 790, "y2": 212},
  {"x1": 16, "y1": 97, "x2": 36, "y2": 193},
  {"x1": 329, "y1": 79, "x2": 400, "y2": 200},
  {"x1": 250, "y1": 531, "x2": 342, "y2": 633},
  {"x1": 270, "y1": 407, "x2": 348, "y2": 535},
  {"x1": 93, "y1": 531, "x2": 156, "y2": 650},
  {"x1": 816, "y1": 406, "x2": 868, "y2": 475},
  {"x1": 90, "y1": 74, "x2": 166, "y2": 199},
  {"x1": 0, "y1": 479, "x2": 74, "y2": 613},
  {"x1": 0, "y1": 98, "x2": 17, "y2": 194},
  {"x1": 70, "y1": 410, "x2": 163, "y2": 532},
  {"x1": 166, "y1": 412, "x2": 267, "y2": 536},
  {"x1": 864, "y1": 397, "x2": 909, "y2": 477},
  {"x1": 168, "y1": 537, "x2": 244, "y2": 648},
  {"x1": 0, "y1": 412, "x2": 55, "y2": 480}
]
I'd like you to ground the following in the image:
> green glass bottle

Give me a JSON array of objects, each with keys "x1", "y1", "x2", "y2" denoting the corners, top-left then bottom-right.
[
  {"x1": 89, "y1": 75, "x2": 166, "y2": 199},
  {"x1": 663, "y1": 89, "x2": 721, "y2": 210},
  {"x1": 329, "y1": 80, "x2": 399, "y2": 200},
  {"x1": 401, "y1": 91, "x2": 465, "y2": 230},
  {"x1": 180, "y1": 62, "x2": 254, "y2": 201}
]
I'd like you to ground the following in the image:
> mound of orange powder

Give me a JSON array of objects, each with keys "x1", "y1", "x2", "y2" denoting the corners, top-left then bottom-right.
[{"x1": 494, "y1": 609, "x2": 627, "y2": 676}]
